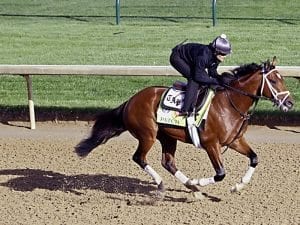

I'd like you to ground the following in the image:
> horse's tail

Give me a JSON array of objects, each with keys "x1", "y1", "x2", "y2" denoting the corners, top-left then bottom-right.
[{"x1": 74, "y1": 101, "x2": 127, "y2": 157}]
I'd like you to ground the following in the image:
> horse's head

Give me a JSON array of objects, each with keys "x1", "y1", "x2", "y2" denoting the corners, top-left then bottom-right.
[
  {"x1": 259, "y1": 56, "x2": 294, "y2": 112},
  {"x1": 221, "y1": 57, "x2": 294, "y2": 112}
]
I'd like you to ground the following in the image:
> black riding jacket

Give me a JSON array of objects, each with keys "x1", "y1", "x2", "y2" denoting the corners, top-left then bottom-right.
[{"x1": 177, "y1": 43, "x2": 220, "y2": 85}]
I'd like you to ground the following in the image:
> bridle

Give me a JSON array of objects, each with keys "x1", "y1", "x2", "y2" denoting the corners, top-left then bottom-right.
[
  {"x1": 223, "y1": 67, "x2": 290, "y2": 108},
  {"x1": 221, "y1": 66, "x2": 290, "y2": 154},
  {"x1": 260, "y1": 68, "x2": 290, "y2": 108}
]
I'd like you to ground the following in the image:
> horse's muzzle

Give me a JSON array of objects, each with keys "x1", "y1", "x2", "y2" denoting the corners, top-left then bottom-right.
[{"x1": 281, "y1": 100, "x2": 294, "y2": 112}]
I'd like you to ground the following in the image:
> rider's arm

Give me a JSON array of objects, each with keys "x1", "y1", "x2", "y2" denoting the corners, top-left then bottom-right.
[
  {"x1": 194, "y1": 60, "x2": 220, "y2": 85},
  {"x1": 208, "y1": 63, "x2": 220, "y2": 78},
  {"x1": 194, "y1": 72, "x2": 220, "y2": 85}
]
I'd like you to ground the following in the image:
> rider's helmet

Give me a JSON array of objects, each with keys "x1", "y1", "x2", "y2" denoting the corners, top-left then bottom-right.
[{"x1": 210, "y1": 34, "x2": 232, "y2": 55}]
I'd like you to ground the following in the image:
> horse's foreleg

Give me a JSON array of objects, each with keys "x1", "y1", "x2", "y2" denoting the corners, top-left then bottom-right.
[
  {"x1": 229, "y1": 137, "x2": 258, "y2": 193},
  {"x1": 231, "y1": 166, "x2": 256, "y2": 192},
  {"x1": 187, "y1": 168, "x2": 225, "y2": 186},
  {"x1": 188, "y1": 144, "x2": 226, "y2": 187}
]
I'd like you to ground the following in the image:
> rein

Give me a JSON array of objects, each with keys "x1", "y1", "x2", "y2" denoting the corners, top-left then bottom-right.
[
  {"x1": 224, "y1": 89, "x2": 259, "y2": 119},
  {"x1": 222, "y1": 84, "x2": 270, "y2": 102},
  {"x1": 220, "y1": 71, "x2": 265, "y2": 154},
  {"x1": 221, "y1": 90, "x2": 259, "y2": 154}
]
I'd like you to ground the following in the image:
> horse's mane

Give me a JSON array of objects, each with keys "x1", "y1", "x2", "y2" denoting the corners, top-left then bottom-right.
[
  {"x1": 220, "y1": 63, "x2": 262, "y2": 84},
  {"x1": 231, "y1": 63, "x2": 261, "y2": 78}
]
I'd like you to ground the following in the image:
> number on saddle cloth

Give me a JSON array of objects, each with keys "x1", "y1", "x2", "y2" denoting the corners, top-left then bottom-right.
[
  {"x1": 161, "y1": 82, "x2": 186, "y2": 111},
  {"x1": 161, "y1": 81, "x2": 210, "y2": 113}
]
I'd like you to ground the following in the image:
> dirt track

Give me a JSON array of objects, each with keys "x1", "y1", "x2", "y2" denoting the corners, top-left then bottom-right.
[{"x1": 0, "y1": 122, "x2": 299, "y2": 225}]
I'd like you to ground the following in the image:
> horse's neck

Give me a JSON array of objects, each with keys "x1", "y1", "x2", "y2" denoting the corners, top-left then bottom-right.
[
  {"x1": 228, "y1": 71, "x2": 262, "y2": 112},
  {"x1": 236, "y1": 71, "x2": 262, "y2": 92}
]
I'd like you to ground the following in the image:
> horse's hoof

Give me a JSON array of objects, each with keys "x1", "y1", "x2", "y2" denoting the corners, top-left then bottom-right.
[
  {"x1": 193, "y1": 191, "x2": 205, "y2": 200},
  {"x1": 185, "y1": 181, "x2": 200, "y2": 192},
  {"x1": 158, "y1": 182, "x2": 165, "y2": 192},
  {"x1": 154, "y1": 190, "x2": 165, "y2": 200},
  {"x1": 230, "y1": 183, "x2": 244, "y2": 193},
  {"x1": 230, "y1": 187, "x2": 237, "y2": 193}
]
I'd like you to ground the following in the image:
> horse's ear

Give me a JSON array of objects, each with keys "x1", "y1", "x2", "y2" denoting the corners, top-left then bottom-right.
[
  {"x1": 264, "y1": 59, "x2": 270, "y2": 70},
  {"x1": 271, "y1": 56, "x2": 277, "y2": 67}
]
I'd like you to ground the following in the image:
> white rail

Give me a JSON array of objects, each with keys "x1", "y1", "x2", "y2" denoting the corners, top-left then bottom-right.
[
  {"x1": 0, "y1": 65, "x2": 299, "y2": 129},
  {"x1": 0, "y1": 65, "x2": 300, "y2": 77}
]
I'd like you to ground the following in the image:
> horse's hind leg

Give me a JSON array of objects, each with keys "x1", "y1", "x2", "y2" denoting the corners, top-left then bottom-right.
[
  {"x1": 132, "y1": 138, "x2": 165, "y2": 193},
  {"x1": 157, "y1": 133, "x2": 201, "y2": 194},
  {"x1": 229, "y1": 137, "x2": 258, "y2": 192}
]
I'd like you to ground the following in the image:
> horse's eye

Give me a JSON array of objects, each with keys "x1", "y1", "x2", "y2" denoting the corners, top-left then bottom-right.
[{"x1": 269, "y1": 79, "x2": 276, "y2": 84}]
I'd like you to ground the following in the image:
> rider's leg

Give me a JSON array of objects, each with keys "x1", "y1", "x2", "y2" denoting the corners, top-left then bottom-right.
[
  {"x1": 170, "y1": 51, "x2": 200, "y2": 115},
  {"x1": 181, "y1": 79, "x2": 200, "y2": 115}
]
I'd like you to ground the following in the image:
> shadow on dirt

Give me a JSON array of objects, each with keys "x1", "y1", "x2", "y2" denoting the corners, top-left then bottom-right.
[
  {"x1": 266, "y1": 125, "x2": 300, "y2": 133},
  {"x1": 0, "y1": 168, "x2": 221, "y2": 203},
  {"x1": 0, "y1": 168, "x2": 155, "y2": 196}
]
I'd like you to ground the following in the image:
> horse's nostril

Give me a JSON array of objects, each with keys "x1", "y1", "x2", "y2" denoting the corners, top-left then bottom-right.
[{"x1": 285, "y1": 101, "x2": 294, "y2": 109}]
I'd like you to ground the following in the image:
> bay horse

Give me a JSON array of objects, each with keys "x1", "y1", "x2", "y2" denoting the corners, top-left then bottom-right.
[{"x1": 75, "y1": 57, "x2": 293, "y2": 197}]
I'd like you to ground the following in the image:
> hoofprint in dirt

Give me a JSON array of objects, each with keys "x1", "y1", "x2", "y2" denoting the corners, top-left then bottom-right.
[{"x1": 0, "y1": 122, "x2": 299, "y2": 225}]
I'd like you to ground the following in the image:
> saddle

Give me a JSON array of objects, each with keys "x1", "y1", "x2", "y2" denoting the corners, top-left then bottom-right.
[{"x1": 156, "y1": 81, "x2": 215, "y2": 128}]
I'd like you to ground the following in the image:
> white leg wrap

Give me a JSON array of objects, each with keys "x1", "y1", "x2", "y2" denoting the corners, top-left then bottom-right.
[
  {"x1": 174, "y1": 170, "x2": 189, "y2": 184},
  {"x1": 188, "y1": 179, "x2": 199, "y2": 186},
  {"x1": 231, "y1": 167, "x2": 256, "y2": 193},
  {"x1": 144, "y1": 165, "x2": 162, "y2": 185},
  {"x1": 188, "y1": 177, "x2": 215, "y2": 186},
  {"x1": 199, "y1": 177, "x2": 215, "y2": 186},
  {"x1": 241, "y1": 166, "x2": 255, "y2": 184}
]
